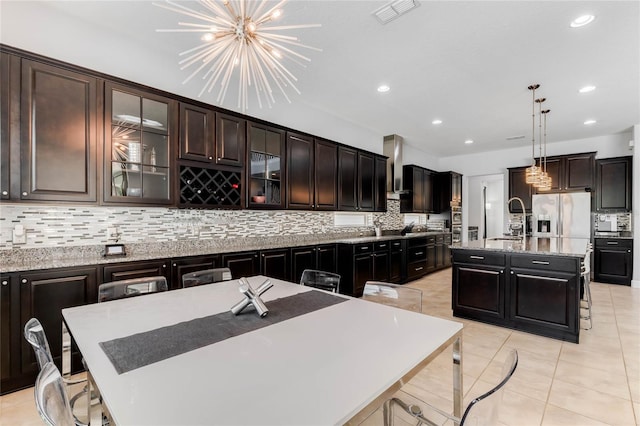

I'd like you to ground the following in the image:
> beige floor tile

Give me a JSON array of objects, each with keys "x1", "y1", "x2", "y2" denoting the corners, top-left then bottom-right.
[
  {"x1": 541, "y1": 404, "x2": 610, "y2": 426},
  {"x1": 479, "y1": 356, "x2": 553, "y2": 402},
  {"x1": 504, "y1": 331, "x2": 562, "y2": 360},
  {"x1": 548, "y1": 378, "x2": 636, "y2": 425},
  {"x1": 553, "y1": 359, "x2": 631, "y2": 400},
  {"x1": 559, "y1": 342, "x2": 627, "y2": 377},
  {"x1": 633, "y1": 401, "x2": 640, "y2": 426}
]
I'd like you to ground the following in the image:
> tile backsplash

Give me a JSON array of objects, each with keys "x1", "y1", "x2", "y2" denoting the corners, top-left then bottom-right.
[{"x1": 0, "y1": 200, "x2": 405, "y2": 250}]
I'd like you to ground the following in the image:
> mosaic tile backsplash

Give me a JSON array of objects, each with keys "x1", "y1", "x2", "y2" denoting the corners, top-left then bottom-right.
[{"x1": 0, "y1": 200, "x2": 406, "y2": 250}]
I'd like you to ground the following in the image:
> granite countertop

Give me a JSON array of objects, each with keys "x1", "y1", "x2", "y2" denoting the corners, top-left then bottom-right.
[
  {"x1": 0, "y1": 231, "x2": 451, "y2": 273},
  {"x1": 451, "y1": 237, "x2": 590, "y2": 258}
]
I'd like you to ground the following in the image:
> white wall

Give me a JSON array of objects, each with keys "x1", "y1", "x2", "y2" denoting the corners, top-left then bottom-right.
[{"x1": 632, "y1": 125, "x2": 640, "y2": 288}]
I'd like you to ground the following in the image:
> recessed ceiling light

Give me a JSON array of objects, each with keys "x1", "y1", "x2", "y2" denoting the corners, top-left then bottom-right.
[
  {"x1": 570, "y1": 14, "x2": 595, "y2": 28},
  {"x1": 579, "y1": 85, "x2": 596, "y2": 93},
  {"x1": 464, "y1": 139, "x2": 474, "y2": 144},
  {"x1": 432, "y1": 119, "x2": 442, "y2": 125},
  {"x1": 377, "y1": 85, "x2": 390, "y2": 93},
  {"x1": 584, "y1": 119, "x2": 597, "y2": 125}
]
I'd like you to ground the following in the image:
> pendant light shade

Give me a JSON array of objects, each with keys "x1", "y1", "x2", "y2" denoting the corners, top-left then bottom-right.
[
  {"x1": 525, "y1": 84, "x2": 552, "y2": 190},
  {"x1": 525, "y1": 84, "x2": 541, "y2": 185}
]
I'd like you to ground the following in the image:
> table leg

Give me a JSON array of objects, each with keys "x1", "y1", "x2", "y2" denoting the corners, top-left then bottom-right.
[
  {"x1": 452, "y1": 334, "x2": 463, "y2": 425},
  {"x1": 61, "y1": 322, "x2": 71, "y2": 379}
]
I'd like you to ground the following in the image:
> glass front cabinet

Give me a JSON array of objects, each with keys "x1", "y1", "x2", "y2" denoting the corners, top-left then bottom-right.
[
  {"x1": 246, "y1": 121, "x2": 285, "y2": 208},
  {"x1": 105, "y1": 83, "x2": 176, "y2": 204}
]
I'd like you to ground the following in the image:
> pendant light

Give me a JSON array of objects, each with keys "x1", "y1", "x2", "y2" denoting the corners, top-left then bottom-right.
[
  {"x1": 525, "y1": 84, "x2": 541, "y2": 184},
  {"x1": 533, "y1": 96, "x2": 547, "y2": 189},
  {"x1": 537, "y1": 109, "x2": 552, "y2": 191}
]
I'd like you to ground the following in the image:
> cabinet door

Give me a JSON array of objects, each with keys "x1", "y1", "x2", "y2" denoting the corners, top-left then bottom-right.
[
  {"x1": 105, "y1": 82, "x2": 174, "y2": 204},
  {"x1": 222, "y1": 251, "x2": 260, "y2": 278},
  {"x1": 353, "y1": 254, "x2": 373, "y2": 297},
  {"x1": 358, "y1": 152, "x2": 375, "y2": 211},
  {"x1": 316, "y1": 244, "x2": 337, "y2": 273},
  {"x1": 452, "y1": 173, "x2": 462, "y2": 205},
  {"x1": 564, "y1": 154, "x2": 594, "y2": 191},
  {"x1": 453, "y1": 263, "x2": 505, "y2": 320},
  {"x1": 423, "y1": 169, "x2": 434, "y2": 213},
  {"x1": 372, "y1": 251, "x2": 389, "y2": 282},
  {"x1": 286, "y1": 132, "x2": 313, "y2": 209},
  {"x1": 508, "y1": 167, "x2": 532, "y2": 212},
  {"x1": 509, "y1": 267, "x2": 578, "y2": 333},
  {"x1": 170, "y1": 255, "x2": 220, "y2": 290},
  {"x1": 291, "y1": 246, "x2": 317, "y2": 283},
  {"x1": 595, "y1": 247, "x2": 633, "y2": 285},
  {"x1": 19, "y1": 267, "x2": 98, "y2": 374},
  {"x1": 248, "y1": 122, "x2": 285, "y2": 208},
  {"x1": 260, "y1": 249, "x2": 290, "y2": 281},
  {"x1": 389, "y1": 247, "x2": 404, "y2": 283},
  {"x1": 1, "y1": 275, "x2": 17, "y2": 385},
  {"x1": 103, "y1": 260, "x2": 170, "y2": 285},
  {"x1": 412, "y1": 167, "x2": 425, "y2": 212},
  {"x1": 596, "y1": 157, "x2": 632, "y2": 212},
  {"x1": 314, "y1": 139, "x2": 338, "y2": 210},
  {"x1": 338, "y1": 146, "x2": 358, "y2": 211},
  {"x1": 0, "y1": 53, "x2": 10, "y2": 200},
  {"x1": 179, "y1": 103, "x2": 215, "y2": 163},
  {"x1": 216, "y1": 112, "x2": 245, "y2": 167},
  {"x1": 20, "y1": 60, "x2": 97, "y2": 202},
  {"x1": 426, "y1": 244, "x2": 437, "y2": 271},
  {"x1": 540, "y1": 158, "x2": 562, "y2": 193},
  {"x1": 374, "y1": 155, "x2": 387, "y2": 212}
]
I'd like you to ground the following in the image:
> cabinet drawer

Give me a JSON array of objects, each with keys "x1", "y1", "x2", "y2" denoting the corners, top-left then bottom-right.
[
  {"x1": 594, "y1": 238, "x2": 632, "y2": 249},
  {"x1": 452, "y1": 250, "x2": 506, "y2": 266},
  {"x1": 407, "y1": 261, "x2": 426, "y2": 279},
  {"x1": 426, "y1": 236, "x2": 436, "y2": 245},
  {"x1": 444, "y1": 234, "x2": 452, "y2": 244},
  {"x1": 374, "y1": 241, "x2": 390, "y2": 251},
  {"x1": 510, "y1": 254, "x2": 578, "y2": 273},
  {"x1": 354, "y1": 243, "x2": 373, "y2": 254},
  {"x1": 407, "y1": 237, "x2": 428, "y2": 248},
  {"x1": 389, "y1": 240, "x2": 403, "y2": 250},
  {"x1": 436, "y1": 235, "x2": 444, "y2": 244},
  {"x1": 408, "y1": 246, "x2": 427, "y2": 262}
]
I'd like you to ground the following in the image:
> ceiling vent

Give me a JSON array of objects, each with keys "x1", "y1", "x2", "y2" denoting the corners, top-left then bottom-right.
[{"x1": 373, "y1": 0, "x2": 419, "y2": 25}]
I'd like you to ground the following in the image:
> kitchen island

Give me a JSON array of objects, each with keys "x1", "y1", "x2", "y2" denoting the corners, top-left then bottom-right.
[{"x1": 451, "y1": 237, "x2": 589, "y2": 343}]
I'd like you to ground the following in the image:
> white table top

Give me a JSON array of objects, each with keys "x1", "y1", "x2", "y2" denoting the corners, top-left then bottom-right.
[{"x1": 62, "y1": 276, "x2": 462, "y2": 425}]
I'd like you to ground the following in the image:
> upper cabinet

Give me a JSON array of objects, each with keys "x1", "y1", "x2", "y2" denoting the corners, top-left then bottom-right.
[
  {"x1": 401, "y1": 165, "x2": 434, "y2": 213},
  {"x1": 286, "y1": 134, "x2": 338, "y2": 210},
  {"x1": 337, "y1": 147, "x2": 379, "y2": 212},
  {"x1": 533, "y1": 152, "x2": 595, "y2": 194},
  {"x1": 215, "y1": 112, "x2": 245, "y2": 167},
  {"x1": 358, "y1": 151, "x2": 375, "y2": 211},
  {"x1": 105, "y1": 82, "x2": 176, "y2": 205},
  {"x1": 1, "y1": 53, "x2": 10, "y2": 200},
  {"x1": 596, "y1": 156, "x2": 632, "y2": 212},
  {"x1": 20, "y1": 59, "x2": 98, "y2": 202},
  {"x1": 434, "y1": 171, "x2": 462, "y2": 213},
  {"x1": 374, "y1": 155, "x2": 387, "y2": 212},
  {"x1": 247, "y1": 121, "x2": 285, "y2": 209},
  {"x1": 508, "y1": 166, "x2": 532, "y2": 213},
  {"x1": 179, "y1": 103, "x2": 215, "y2": 163}
]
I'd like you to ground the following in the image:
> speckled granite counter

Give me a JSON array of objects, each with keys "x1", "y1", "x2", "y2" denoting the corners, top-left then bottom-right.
[
  {"x1": 452, "y1": 237, "x2": 590, "y2": 258},
  {"x1": 0, "y1": 231, "x2": 449, "y2": 273}
]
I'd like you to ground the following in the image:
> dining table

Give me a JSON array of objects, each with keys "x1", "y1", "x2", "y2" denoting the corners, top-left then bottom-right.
[{"x1": 61, "y1": 275, "x2": 463, "y2": 425}]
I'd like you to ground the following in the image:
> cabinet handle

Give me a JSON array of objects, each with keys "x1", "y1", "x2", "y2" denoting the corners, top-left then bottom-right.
[
  {"x1": 217, "y1": 157, "x2": 221, "y2": 161},
  {"x1": 628, "y1": 250, "x2": 632, "y2": 253},
  {"x1": 500, "y1": 270, "x2": 504, "y2": 274},
  {"x1": 510, "y1": 271, "x2": 514, "y2": 275},
  {"x1": 1, "y1": 190, "x2": 7, "y2": 196},
  {"x1": 415, "y1": 267, "x2": 424, "y2": 271},
  {"x1": 469, "y1": 255, "x2": 484, "y2": 260},
  {"x1": 262, "y1": 254, "x2": 265, "y2": 257},
  {"x1": 172, "y1": 263, "x2": 177, "y2": 267},
  {"x1": 162, "y1": 264, "x2": 167, "y2": 268},
  {"x1": 208, "y1": 156, "x2": 213, "y2": 160},
  {"x1": 360, "y1": 246, "x2": 369, "y2": 250},
  {"x1": 22, "y1": 191, "x2": 28, "y2": 196},
  {"x1": 415, "y1": 251, "x2": 423, "y2": 256},
  {"x1": 607, "y1": 242, "x2": 619, "y2": 245},
  {"x1": 379, "y1": 244, "x2": 386, "y2": 248},
  {"x1": 22, "y1": 279, "x2": 27, "y2": 284},
  {"x1": 532, "y1": 260, "x2": 550, "y2": 265},
  {"x1": 1, "y1": 280, "x2": 7, "y2": 286}
]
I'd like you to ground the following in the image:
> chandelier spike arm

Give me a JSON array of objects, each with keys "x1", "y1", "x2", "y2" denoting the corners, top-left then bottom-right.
[
  {"x1": 255, "y1": 0, "x2": 288, "y2": 26},
  {"x1": 179, "y1": 38, "x2": 235, "y2": 82},
  {"x1": 253, "y1": 41, "x2": 299, "y2": 87},
  {"x1": 200, "y1": 0, "x2": 233, "y2": 20},
  {"x1": 155, "y1": 1, "x2": 219, "y2": 25},
  {"x1": 259, "y1": 37, "x2": 314, "y2": 64},
  {"x1": 248, "y1": 46, "x2": 289, "y2": 104},
  {"x1": 259, "y1": 33, "x2": 320, "y2": 55},
  {"x1": 260, "y1": 24, "x2": 323, "y2": 32},
  {"x1": 248, "y1": 46, "x2": 277, "y2": 99},
  {"x1": 258, "y1": 52, "x2": 300, "y2": 97},
  {"x1": 198, "y1": 43, "x2": 239, "y2": 96}
]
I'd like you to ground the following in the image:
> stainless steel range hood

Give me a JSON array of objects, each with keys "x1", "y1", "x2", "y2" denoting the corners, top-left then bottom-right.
[{"x1": 383, "y1": 134, "x2": 409, "y2": 200}]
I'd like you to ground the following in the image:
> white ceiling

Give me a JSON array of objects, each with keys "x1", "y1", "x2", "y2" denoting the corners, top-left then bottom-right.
[{"x1": 2, "y1": 1, "x2": 639, "y2": 158}]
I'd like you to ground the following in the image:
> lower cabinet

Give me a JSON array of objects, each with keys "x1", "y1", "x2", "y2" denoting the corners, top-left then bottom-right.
[
  {"x1": 290, "y1": 244, "x2": 337, "y2": 284},
  {"x1": 388, "y1": 240, "x2": 405, "y2": 283},
  {"x1": 594, "y1": 238, "x2": 633, "y2": 285},
  {"x1": 103, "y1": 260, "x2": 171, "y2": 285},
  {"x1": 338, "y1": 241, "x2": 392, "y2": 297},
  {"x1": 406, "y1": 237, "x2": 427, "y2": 281},
  {"x1": 170, "y1": 255, "x2": 220, "y2": 290},
  {"x1": 426, "y1": 236, "x2": 437, "y2": 272},
  {"x1": 452, "y1": 250, "x2": 581, "y2": 343},
  {"x1": 221, "y1": 251, "x2": 260, "y2": 278},
  {"x1": 260, "y1": 249, "x2": 290, "y2": 281}
]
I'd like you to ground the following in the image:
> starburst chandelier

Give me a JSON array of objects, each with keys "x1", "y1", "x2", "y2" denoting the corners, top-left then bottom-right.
[{"x1": 155, "y1": 0, "x2": 321, "y2": 112}]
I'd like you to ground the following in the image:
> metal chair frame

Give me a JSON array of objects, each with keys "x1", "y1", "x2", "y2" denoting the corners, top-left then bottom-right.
[
  {"x1": 362, "y1": 281, "x2": 423, "y2": 313},
  {"x1": 182, "y1": 267, "x2": 232, "y2": 288},
  {"x1": 98, "y1": 276, "x2": 168, "y2": 302},
  {"x1": 299, "y1": 269, "x2": 341, "y2": 293}
]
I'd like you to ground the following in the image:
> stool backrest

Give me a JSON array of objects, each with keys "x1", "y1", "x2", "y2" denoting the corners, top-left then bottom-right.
[
  {"x1": 300, "y1": 269, "x2": 340, "y2": 293},
  {"x1": 182, "y1": 268, "x2": 232, "y2": 288},
  {"x1": 363, "y1": 281, "x2": 423, "y2": 313},
  {"x1": 34, "y1": 362, "x2": 75, "y2": 426},
  {"x1": 99, "y1": 276, "x2": 168, "y2": 302}
]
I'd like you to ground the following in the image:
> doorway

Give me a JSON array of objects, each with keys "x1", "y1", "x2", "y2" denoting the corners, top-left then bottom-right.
[{"x1": 466, "y1": 174, "x2": 504, "y2": 240}]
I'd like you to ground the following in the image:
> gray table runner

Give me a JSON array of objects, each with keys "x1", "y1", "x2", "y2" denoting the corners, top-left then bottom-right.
[{"x1": 99, "y1": 290, "x2": 347, "y2": 374}]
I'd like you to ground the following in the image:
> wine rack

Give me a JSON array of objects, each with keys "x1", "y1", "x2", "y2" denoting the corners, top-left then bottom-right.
[{"x1": 179, "y1": 165, "x2": 242, "y2": 208}]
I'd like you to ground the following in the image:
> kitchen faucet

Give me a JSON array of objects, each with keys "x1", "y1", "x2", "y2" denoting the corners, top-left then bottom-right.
[{"x1": 507, "y1": 197, "x2": 527, "y2": 242}]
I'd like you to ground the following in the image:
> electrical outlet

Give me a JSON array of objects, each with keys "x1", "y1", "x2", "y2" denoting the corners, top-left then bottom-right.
[
  {"x1": 12, "y1": 225, "x2": 26, "y2": 244},
  {"x1": 107, "y1": 227, "x2": 119, "y2": 240}
]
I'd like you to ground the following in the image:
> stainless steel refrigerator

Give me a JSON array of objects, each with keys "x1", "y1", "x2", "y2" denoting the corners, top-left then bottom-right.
[{"x1": 532, "y1": 192, "x2": 591, "y2": 238}]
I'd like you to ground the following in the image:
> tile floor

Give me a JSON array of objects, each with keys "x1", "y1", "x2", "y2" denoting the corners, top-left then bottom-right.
[{"x1": 1, "y1": 268, "x2": 638, "y2": 426}]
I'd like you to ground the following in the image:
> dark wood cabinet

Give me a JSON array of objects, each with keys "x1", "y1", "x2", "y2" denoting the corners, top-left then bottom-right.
[
  {"x1": 316, "y1": 244, "x2": 338, "y2": 274},
  {"x1": 0, "y1": 53, "x2": 11, "y2": 200},
  {"x1": 374, "y1": 155, "x2": 387, "y2": 212},
  {"x1": 215, "y1": 112, "x2": 245, "y2": 167},
  {"x1": 406, "y1": 237, "x2": 428, "y2": 280},
  {"x1": 105, "y1": 82, "x2": 175, "y2": 205},
  {"x1": 533, "y1": 152, "x2": 595, "y2": 194},
  {"x1": 508, "y1": 166, "x2": 532, "y2": 213},
  {"x1": 443, "y1": 234, "x2": 452, "y2": 267},
  {"x1": 20, "y1": 59, "x2": 98, "y2": 202},
  {"x1": 434, "y1": 171, "x2": 462, "y2": 213},
  {"x1": 179, "y1": 103, "x2": 215, "y2": 163},
  {"x1": 247, "y1": 122, "x2": 285, "y2": 208},
  {"x1": 338, "y1": 146, "x2": 358, "y2": 211},
  {"x1": 290, "y1": 244, "x2": 337, "y2": 283},
  {"x1": 372, "y1": 242, "x2": 390, "y2": 282},
  {"x1": 314, "y1": 139, "x2": 338, "y2": 210},
  {"x1": 170, "y1": 255, "x2": 220, "y2": 290},
  {"x1": 594, "y1": 238, "x2": 633, "y2": 285},
  {"x1": 1, "y1": 274, "x2": 19, "y2": 393},
  {"x1": 260, "y1": 249, "x2": 290, "y2": 281},
  {"x1": 18, "y1": 267, "x2": 98, "y2": 375},
  {"x1": 358, "y1": 152, "x2": 375, "y2": 211},
  {"x1": 286, "y1": 132, "x2": 314, "y2": 209},
  {"x1": 338, "y1": 242, "x2": 377, "y2": 297},
  {"x1": 222, "y1": 251, "x2": 260, "y2": 278},
  {"x1": 102, "y1": 259, "x2": 170, "y2": 286},
  {"x1": 388, "y1": 240, "x2": 405, "y2": 283},
  {"x1": 453, "y1": 262, "x2": 505, "y2": 321},
  {"x1": 595, "y1": 156, "x2": 632, "y2": 212},
  {"x1": 401, "y1": 165, "x2": 434, "y2": 213},
  {"x1": 353, "y1": 253, "x2": 373, "y2": 297}
]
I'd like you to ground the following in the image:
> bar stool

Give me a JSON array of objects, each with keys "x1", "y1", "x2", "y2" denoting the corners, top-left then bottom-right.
[
  {"x1": 182, "y1": 267, "x2": 232, "y2": 288},
  {"x1": 581, "y1": 243, "x2": 593, "y2": 330},
  {"x1": 300, "y1": 269, "x2": 340, "y2": 293},
  {"x1": 98, "y1": 276, "x2": 168, "y2": 302}
]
